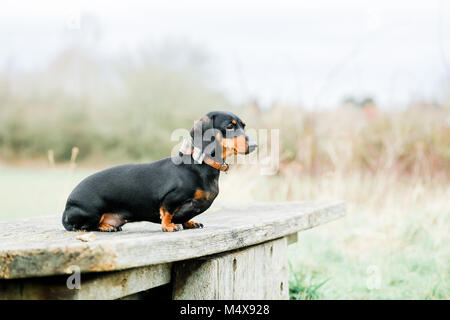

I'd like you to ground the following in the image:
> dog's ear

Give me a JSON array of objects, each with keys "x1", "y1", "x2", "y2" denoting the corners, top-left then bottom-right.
[{"x1": 190, "y1": 115, "x2": 218, "y2": 156}]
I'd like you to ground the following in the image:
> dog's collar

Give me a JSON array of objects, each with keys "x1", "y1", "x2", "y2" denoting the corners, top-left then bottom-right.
[
  {"x1": 179, "y1": 139, "x2": 229, "y2": 172},
  {"x1": 203, "y1": 156, "x2": 229, "y2": 172}
]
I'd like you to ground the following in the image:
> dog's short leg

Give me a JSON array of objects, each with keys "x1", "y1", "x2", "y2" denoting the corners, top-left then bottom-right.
[{"x1": 160, "y1": 207, "x2": 180, "y2": 232}]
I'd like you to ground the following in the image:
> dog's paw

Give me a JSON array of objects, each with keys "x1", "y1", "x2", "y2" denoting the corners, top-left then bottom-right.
[
  {"x1": 161, "y1": 223, "x2": 181, "y2": 232},
  {"x1": 182, "y1": 221, "x2": 204, "y2": 230}
]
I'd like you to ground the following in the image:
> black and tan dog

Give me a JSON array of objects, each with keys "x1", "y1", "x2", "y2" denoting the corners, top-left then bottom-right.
[{"x1": 62, "y1": 111, "x2": 257, "y2": 232}]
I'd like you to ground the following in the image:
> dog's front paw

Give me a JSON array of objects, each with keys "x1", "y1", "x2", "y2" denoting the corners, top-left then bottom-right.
[
  {"x1": 161, "y1": 223, "x2": 181, "y2": 232},
  {"x1": 182, "y1": 220, "x2": 204, "y2": 230}
]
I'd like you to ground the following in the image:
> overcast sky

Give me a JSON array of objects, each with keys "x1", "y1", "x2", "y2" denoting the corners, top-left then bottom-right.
[{"x1": 1, "y1": 0, "x2": 449, "y2": 108}]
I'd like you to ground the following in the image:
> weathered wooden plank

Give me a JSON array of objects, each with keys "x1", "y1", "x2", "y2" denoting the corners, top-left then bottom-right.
[
  {"x1": 0, "y1": 263, "x2": 171, "y2": 300},
  {"x1": 173, "y1": 238, "x2": 289, "y2": 300},
  {"x1": 0, "y1": 201, "x2": 345, "y2": 279}
]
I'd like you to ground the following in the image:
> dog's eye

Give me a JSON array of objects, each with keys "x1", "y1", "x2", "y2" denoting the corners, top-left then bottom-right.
[{"x1": 226, "y1": 123, "x2": 234, "y2": 130}]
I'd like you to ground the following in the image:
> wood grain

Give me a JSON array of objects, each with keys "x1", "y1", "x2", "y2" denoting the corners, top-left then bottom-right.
[
  {"x1": 173, "y1": 238, "x2": 289, "y2": 299},
  {"x1": 0, "y1": 263, "x2": 171, "y2": 300},
  {"x1": 0, "y1": 201, "x2": 345, "y2": 279}
]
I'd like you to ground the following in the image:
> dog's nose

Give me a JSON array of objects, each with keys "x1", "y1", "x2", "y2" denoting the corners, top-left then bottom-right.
[{"x1": 246, "y1": 139, "x2": 258, "y2": 154}]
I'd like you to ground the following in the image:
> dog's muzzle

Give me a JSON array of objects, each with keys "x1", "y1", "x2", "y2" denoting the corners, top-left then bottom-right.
[{"x1": 246, "y1": 139, "x2": 258, "y2": 154}]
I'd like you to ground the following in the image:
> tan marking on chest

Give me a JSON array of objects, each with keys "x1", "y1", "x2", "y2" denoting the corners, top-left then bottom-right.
[{"x1": 194, "y1": 189, "x2": 215, "y2": 201}]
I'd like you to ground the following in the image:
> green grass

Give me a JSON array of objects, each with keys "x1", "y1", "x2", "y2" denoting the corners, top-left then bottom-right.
[
  {"x1": 288, "y1": 261, "x2": 330, "y2": 300},
  {"x1": 218, "y1": 167, "x2": 450, "y2": 300},
  {"x1": 0, "y1": 166, "x2": 94, "y2": 220},
  {"x1": 287, "y1": 220, "x2": 449, "y2": 299}
]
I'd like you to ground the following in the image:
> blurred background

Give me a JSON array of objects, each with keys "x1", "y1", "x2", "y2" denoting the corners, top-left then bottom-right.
[{"x1": 0, "y1": 0, "x2": 449, "y2": 299}]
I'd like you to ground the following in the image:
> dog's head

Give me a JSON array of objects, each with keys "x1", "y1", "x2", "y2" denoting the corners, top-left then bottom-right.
[{"x1": 190, "y1": 111, "x2": 257, "y2": 161}]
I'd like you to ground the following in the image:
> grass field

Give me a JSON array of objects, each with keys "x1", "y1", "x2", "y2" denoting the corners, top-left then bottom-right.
[
  {"x1": 1, "y1": 164, "x2": 448, "y2": 299},
  {"x1": 222, "y1": 166, "x2": 450, "y2": 299}
]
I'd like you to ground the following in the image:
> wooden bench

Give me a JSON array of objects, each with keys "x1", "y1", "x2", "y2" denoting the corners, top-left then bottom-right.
[{"x1": 0, "y1": 201, "x2": 345, "y2": 300}]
